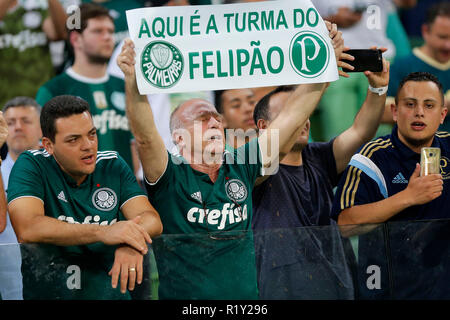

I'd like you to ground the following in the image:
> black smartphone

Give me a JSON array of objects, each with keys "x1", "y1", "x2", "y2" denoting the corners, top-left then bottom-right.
[{"x1": 342, "y1": 49, "x2": 383, "y2": 73}]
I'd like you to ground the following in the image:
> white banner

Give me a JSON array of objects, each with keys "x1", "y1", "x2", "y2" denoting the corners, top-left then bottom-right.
[{"x1": 126, "y1": 0, "x2": 339, "y2": 94}]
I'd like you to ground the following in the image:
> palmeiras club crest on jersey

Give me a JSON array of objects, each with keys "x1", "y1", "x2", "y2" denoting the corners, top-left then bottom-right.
[
  {"x1": 92, "y1": 188, "x2": 117, "y2": 211},
  {"x1": 225, "y1": 179, "x2": 248, "y2": 203}
]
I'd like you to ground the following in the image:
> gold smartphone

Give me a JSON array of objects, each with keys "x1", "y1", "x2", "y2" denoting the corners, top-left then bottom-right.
[{"x1": 420, "y1": 147, "x2": 441, "y2": 176}]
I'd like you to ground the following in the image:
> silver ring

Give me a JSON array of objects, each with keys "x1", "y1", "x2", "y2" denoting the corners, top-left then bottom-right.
[{"x1": 129, "y1": 267, "x2": 136, "y2": 272}]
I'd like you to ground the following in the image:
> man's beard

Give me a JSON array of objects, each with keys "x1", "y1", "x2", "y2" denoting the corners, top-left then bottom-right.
[
  {"x1": 87, "y1": 53, "x2": 110, "y2": 65},
  {"x1": 403, "y1": 134, "x2": 434, "y2": 148},
  {"x1": 291, "y1": 139, "x2": 308, "y2": 153}
]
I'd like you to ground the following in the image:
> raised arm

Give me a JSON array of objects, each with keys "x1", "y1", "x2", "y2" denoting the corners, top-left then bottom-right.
[
  {"x1": 258, "y1": 22, "x2": 351, "y2": 173},
  {"x1": 117, "y1": 39, "x2": 168, "y2": 183},
  {"x1": 258, "y1": 83, "x2": 328, "y2": 173},
  {"x1": 333, "y1": 49, "x2": 390, "y2": 174},
  {"x1": 42, "y1": 0, "x2": 69, "y2": 41}
]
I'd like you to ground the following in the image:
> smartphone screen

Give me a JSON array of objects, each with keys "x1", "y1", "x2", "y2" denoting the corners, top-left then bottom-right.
[{"x1": 342, "y1": 49, "x2": 383, "y2": 73}]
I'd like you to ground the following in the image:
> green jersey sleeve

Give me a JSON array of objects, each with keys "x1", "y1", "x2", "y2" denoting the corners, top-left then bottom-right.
[
  {"x1": 7, "y1": 152, "x2": 44, "y2": 204},
  {"x1": 115, "y1": 155, "x2": 147, "y2": 208},
  {"x1": 144, "y1": 151, "x2": 178, "y2": 198},
  {"x1": 35, "y1": 85, "x2": 54, "y2": 106}
]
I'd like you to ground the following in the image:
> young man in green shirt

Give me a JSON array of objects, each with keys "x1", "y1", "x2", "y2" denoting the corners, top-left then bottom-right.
[
  {"x1": 7, "y1": 95, "x2": 162, "y2": 300},
  {"x1": 117, "y1": 20, "x2": 351, "y2": 299},
  {"x1": 36, "y1": 3, "x2": 135, "y2": 170},
  {"x1": 0, "y1": 0, "x2": 67, "y2": 107}
]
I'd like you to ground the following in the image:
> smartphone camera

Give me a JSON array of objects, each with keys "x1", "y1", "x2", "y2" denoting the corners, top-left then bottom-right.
[{"x1": 342, "y1": 49, "x2": 383, "y2": 73}]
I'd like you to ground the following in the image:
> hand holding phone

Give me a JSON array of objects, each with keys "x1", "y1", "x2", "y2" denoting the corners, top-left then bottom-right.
[
  {"x1": 421, "y1": 148, "x2": 441, "y2": 176},
  {"x1": 342, "y1": 49, "x2": 383, "y2": 73}
]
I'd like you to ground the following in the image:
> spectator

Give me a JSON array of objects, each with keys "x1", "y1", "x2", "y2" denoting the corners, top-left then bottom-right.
[
  {"x1": 83, "y1": 0, "x2": 149, "y2": 46},
  {"x1": 214, "y1": 88, "x2": 257, "y2": 148},
  {"x1": 0, "y1": 0, "x2": 68, "y2": 108},
  {"x1": 56, "y1": 0, "x2": 149, "y2": 72},
  {"x1": 36, "y1": 3, "x2": 136, "y2": 171},
  {"x1": 213, "y1": 86, "x2": 280, "y2": 148},
  {"x1": 0, "y1": 97, "x2": 42, "y2": 300},
  {"x1": 333, "y1": 72, "x2": 447, "y2": 224},
  {"x1": 385, "y1": 2, "x2": 450, "y2": 130},
  {"x1": 117, "y1": 21, "x2": 347, "y2": 299},
  {"x1": 397, "y1": 0, "x2": 441, "y2": 47},
  {"x1": 7, "y1": 95, "x2": 162, "y2": 299},
  {"x1": 332, "y1": 72, "x2": 449, "y2": 299},
  {"x1": 251, "y1": 55, "x2": 389, "y2": 299}
]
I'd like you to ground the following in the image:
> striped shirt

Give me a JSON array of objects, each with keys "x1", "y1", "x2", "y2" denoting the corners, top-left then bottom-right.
[{"x1": 331, "y1": 126, "x2": 450, "y2": 222}]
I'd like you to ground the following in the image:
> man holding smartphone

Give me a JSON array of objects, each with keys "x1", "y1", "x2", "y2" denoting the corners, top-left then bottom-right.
[
  {"x1": 332, "y1": 72, "x2": 447, "y2": 225},
  {"x1": 331, "y1": 72, "x2": 449, "y2": 299}
]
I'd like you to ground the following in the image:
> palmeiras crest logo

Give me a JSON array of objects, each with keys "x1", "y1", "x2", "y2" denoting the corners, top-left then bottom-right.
[
  {"x1": 92, "y1": 188, "x2": 117, "y2": 211},
  {"x1": 225, "y1": 179, "x2": 248, "y2": 203},
  {"x1": 289, "y1": 31, "x2": 330, "y2": 78},
  {"x1": 141, "y1": 40, "x2": 184, "y2": 89}
]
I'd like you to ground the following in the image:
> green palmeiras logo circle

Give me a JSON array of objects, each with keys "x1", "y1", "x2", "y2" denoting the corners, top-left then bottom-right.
[
  {"x1": 92, "y1": 188, "x2": 117, "y2": 211},
  {"x1": 141, "y1": 41, "x2": 184, "y2": 89},
  {"x1": 225, "y1": 179, "x2": 248, "y2": 203},
  {"x1": 289, "y1": 31, "x2": 330, "y2": 78}
]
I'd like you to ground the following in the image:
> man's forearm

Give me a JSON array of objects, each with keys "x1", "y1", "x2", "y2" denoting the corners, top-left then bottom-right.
[
  {"x1": 337, "y1": 190, "x2": 411, "y2": 225},
  {"x1": 333, "y1": 90, "x2": 387, "y2": 173},
  {"x1": 48, "y1": 0, "x2": 69, "y2": 40},
  {"x1": 17, "y1": 215, "x2": 104, "y2": 245},
  {"x1": 125, "y1": 78, "x2": 159, "y2": 145},
  {"x1": 134, "y1": 210, "x2": 163, "y2": 239},
  {"x1": 259, "y1": 83, "x2": 327, "y2": 172},
  {"x1": 277, "y1": 82, "x2": 328, "y2": 153},
  {"x1": 0, "y1": 207, "x2": 5, "y2": 233},
  {"x1": 124, "y1": 75, "x2": 168, "y2": 182},
  {"x1": 352, "y1": 90, "x2": 386, "y2": 143}
]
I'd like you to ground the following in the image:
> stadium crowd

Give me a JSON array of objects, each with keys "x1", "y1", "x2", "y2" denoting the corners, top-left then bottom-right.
[{"x1": 0, "y1": 0, "x2": 449, "y2": 300}]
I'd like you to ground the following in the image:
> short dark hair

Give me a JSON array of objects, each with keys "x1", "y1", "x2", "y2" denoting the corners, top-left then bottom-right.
[
  {"x1": 395, "y1": 72, "x2": 445, "y2": 105},
  {"x1": 41, "y1": 95, "x2": 91, "y2": 142},
  {"x1": 72, "y1": 3, "x2": 113, "y2": 34},
  {"x1": 253, "y1": 85, "x2": 296, "y2": 125},
  {"x1": 145, "y1": 0, "x2": 171, "y2": 6},
  {"x1": 214, "y1": 90, "x2": 225, "y2": 114},
  {"x1": 425, "y1": 1, "x2": 450, "y2": 26},
  {"x1": 3, "y1": 96, "x2": 41, "y2": 114}
]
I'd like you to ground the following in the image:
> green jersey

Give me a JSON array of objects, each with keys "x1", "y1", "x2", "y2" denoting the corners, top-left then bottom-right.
[
  {"x1": 7, "y1": 150, "x2": 146, "y2": 300},
  {"x1": 36, "y1": 68, "x2": 134, "y2": 168},
  {"x1": 0, "y1": 0, "x2": 54, "y2": 107},
  {"x1": 146, "y1": 139, "x2": 263, "y2": 299}
]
